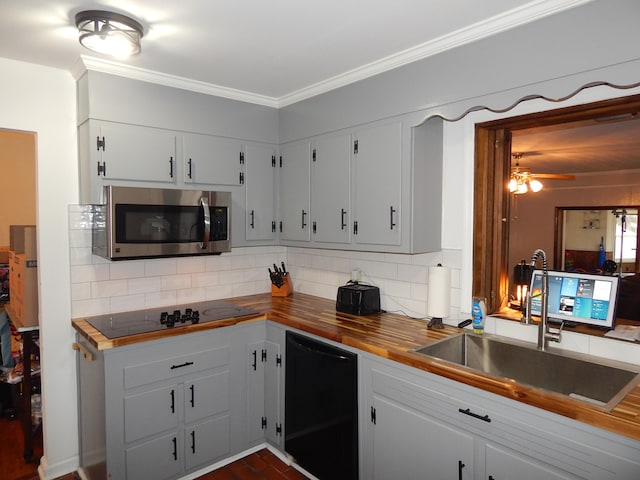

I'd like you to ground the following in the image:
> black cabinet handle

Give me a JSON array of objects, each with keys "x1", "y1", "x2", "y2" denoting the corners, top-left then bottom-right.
[
  {"x1": 170, "y1": 389, "x2": 175, "y2": 413},
  {"x1": 458, "y1": 407, "x2": 491, "y2": 423},
  {"x1": 252, "y1": 350, "x2": 257, "y2": 370},
  {"x1": 191, "y1": 430, "x2": 196, "y2": 454},
  {"x1": 170, "y1": 361, "x2": 194, "y2": 370},
  {"x1": 190, "y1": 384, "x2": 195, "y2": 408},
  {"x1": 169, "y1": 156, "x2": 174, "y2": 178},
  {"x1": 172, "y1": 437, "x2": 177, "y2": 461},
  {"x1": 390, "y1": 206, "x2": 397, "y2": 229},
  {"x1": 341, "y1": 208, "x2": 347, "y2": 230},
  {"x1": 458, "y1": 460, "x2": 465, "y2": 480},
  {"x1": 250, "y1": 210, "x2": 255, "y2": 229},
  {"x1": 187, "y1": 158, "x2": 193, "y2": 179},
  {"x1": 301, "y1": 210, "x2": 307, "y2": 229}
]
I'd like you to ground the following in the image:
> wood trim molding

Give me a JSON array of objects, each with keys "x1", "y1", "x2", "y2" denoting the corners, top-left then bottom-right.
[{"x1": 473, "y1": 93, "x2": 640, "y2": 314}]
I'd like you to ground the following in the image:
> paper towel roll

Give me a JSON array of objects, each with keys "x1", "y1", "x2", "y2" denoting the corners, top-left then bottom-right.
[{"x1": 427, "y1": 264, "x2": 451, "y2": 318}]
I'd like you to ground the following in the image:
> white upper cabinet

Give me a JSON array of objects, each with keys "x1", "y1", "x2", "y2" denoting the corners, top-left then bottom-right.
[
  {"x1": 351, "y1": 121, "x2": 402, "y2": 247},
  {"x1": 311, "y1": 132, "x2": 351, "y2": 244},
  {"x1": 279, "y1": 141, "x2": 311, "y2": 242},
  {"x1": 88, "y1": 121, "x2": 178, "y2": 181},
  {"x1": 182, "y1": 133, "x2": 243, "y2": 186},
  {"x1": 245, "y1": 142, "x2": 277, "y2": 241}
]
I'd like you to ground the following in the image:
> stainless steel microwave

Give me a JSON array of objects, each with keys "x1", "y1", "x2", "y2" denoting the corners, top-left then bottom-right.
[{"x1": 92, "y1": 186, "x2": 231, "y2": 260}]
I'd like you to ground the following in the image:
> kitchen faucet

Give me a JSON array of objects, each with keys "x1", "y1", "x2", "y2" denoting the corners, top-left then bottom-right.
[{"x1": 525, "y1": 249, "x2": 562, "y2": 351}]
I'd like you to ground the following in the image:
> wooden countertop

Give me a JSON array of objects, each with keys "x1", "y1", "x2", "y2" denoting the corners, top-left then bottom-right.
[{"x1": 71, "y1": 292, "x2": 640, "y2": 442}]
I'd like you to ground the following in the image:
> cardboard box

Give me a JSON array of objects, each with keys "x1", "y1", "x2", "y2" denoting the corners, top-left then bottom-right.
[{"x1": 7, "y1": 226, "x2": 38, "y2": 328}]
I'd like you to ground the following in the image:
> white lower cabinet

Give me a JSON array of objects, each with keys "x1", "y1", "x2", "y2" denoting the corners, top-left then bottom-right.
[
  {"x1": 371, "y1": 395, "x2": 474, "y2": 479},
  {"x1": 485, "y1": 443, "x2": 572, "y2": 480},
  {"x1": 77, "y1": 320, "x2": 640, "y2": 480},
  {"x1": 362, "y1": 356, "x2": 640, "y2": 480},
  {"x1": 76, "y1": 322, "x2": 269, "y2": 480}
]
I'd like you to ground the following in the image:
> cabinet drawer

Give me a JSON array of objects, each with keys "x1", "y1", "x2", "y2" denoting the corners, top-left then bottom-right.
[{"x1": 124, "y1": 346, "x2": 229, "y2": 390}]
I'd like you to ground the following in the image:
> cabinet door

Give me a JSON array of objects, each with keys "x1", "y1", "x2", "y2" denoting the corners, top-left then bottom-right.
[
  {"x1": 185, "y1": 416, "x2": 231, "y2": 471},
  {"x1": 372, "y1": 395, "x2": 474, "y2": 480},
  {"x1": 352, "y1": 122, "x2": 402, "y2": 246},
  {"x1": 279, "y1": 141, "x2": 311, "y2": 242},
  {"x1": 245, "y1": 142, "x2": 277, "y2": 241},
  {"x1": 96, "y1": 122, "x2": 177, "y2": 183},
  {"x1": 264, "y1": 338, "x2": 282, "y2": 446},
  {"x1": 124, "y1": 384, "x2": 179, "y2": 443},
  {"x1": 125, "y1": 432, "x2": 182, "y2": 480},
  {"x1": 182, "y1": 133, "x2": 242, "y2": 186},
  {"x1": 311, "y1": 133, "x2": 351, "y2": 244},
  {"x1": 485, "y1": 443, "x2": 573, "y2": 480},
  {"x1": 184, "y1": 371, "x2": 229, "y2": 424},
  {"x1": 246, "y1": 341, "x2": 266, "y2": 444}
]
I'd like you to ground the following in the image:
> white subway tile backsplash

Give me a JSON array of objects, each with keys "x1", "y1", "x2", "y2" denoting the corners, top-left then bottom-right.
[
  {"x1": 145, "y1": 259, "x2": 177, "y2": 276},
  {"x1": 70, "y1": 282, "x2": 91, "y2": 302},
  {"x1": 110, "y1": 294, "x2": 147, "y2": 313},
  {"x1": 177, "y1": 257, "x2": 207, "y2": 274},
  {"x1": 109, "y1": 261, "x2": 146, "y2": 280},
  {"x1": 161, "y1": 274, "x2": 192, "y2": 291},
  {"x1": 176, "y1": 287, "x2": 207, "y2": 305},
  {"x1": 91, "y1": 279, "x2": 128, "y2": 298},
  {"x1": 67, "y1": 207, "x2": 636, "y2": 368},
  {"x1": 398, "y1": 264, "x2": 428, "y2": 283},
  {"x1": 71, "y1": 264, "x2": 110, "y2": 283},
  {"x1": 128, "y1": 277, "x2": 162, "y2": 295},
  {"x1": 191, "y1": 272, "x2": 220, "y2": 287}
]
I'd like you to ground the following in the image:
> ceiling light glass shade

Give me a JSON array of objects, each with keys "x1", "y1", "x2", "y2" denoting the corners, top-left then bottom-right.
[
  {"x1": 529, "y1": 179, "x2": 543, "y2": 192},
  {"x1": 516, "y1": 182, "x2": 528, "y2": 195},
  {"x1": 508, "y1": 178, "x2": 517, "y2": 192},
  {"x1": 75, "y1": 10, "x2": 143, "y2": 58}
]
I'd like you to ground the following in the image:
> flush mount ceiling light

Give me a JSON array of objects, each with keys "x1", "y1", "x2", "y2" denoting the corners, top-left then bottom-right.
[{"x1": 75, "y1": 10, "x2": 143, "y2": 58}]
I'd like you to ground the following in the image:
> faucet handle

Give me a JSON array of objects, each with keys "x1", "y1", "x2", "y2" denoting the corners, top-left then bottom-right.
[{"x1": 546, "y1": 320, "x2": 564, "y2": 344}]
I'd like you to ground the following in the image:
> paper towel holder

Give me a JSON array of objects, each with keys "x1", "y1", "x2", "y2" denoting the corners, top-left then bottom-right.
[{"x1": 427, "y1": 263, "x2": 450, "y2": 330}]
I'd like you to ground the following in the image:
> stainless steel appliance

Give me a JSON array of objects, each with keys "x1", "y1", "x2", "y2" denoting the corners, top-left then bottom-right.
[
  {"x1": 93, "y1": 186, "x2": 231, "y2": 260},
  {"x1": 84, "y1": 300, "x2": 257, "y2": 339}
]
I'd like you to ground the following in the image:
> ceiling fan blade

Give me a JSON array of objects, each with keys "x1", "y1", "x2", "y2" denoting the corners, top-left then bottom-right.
[{"x1": 530, "y1": 173, "x2": 576, "y2": 180}]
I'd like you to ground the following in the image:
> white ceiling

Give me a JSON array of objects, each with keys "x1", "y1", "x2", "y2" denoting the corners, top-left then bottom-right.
[
  {"x1": 0, "y1": 0, "x2": 590, "y2": 107},
  {"x1": 5, "y1": 0, "x2": 637, "y2": 175}
]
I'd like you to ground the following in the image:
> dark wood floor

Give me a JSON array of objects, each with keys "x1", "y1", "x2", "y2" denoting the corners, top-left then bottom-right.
[{"x1": 1, "y1": 408, "x2": 306, "y2": 480}]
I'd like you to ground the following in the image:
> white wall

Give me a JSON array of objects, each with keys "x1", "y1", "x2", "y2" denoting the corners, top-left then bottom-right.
[{"x1": 0, "y1": 58, "x2": 78, "y2": 479}]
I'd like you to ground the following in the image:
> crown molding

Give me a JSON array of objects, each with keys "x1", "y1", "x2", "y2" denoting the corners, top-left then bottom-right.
[
  {"x1": 75, "y1": 55, "x2": 280, "y2": 108},
  {"x1": 72, "y1": 0, "x2": 592, "y2": 109}
]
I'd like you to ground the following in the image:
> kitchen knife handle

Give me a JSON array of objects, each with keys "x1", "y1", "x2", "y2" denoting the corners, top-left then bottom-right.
[{"x1": 200, "y1": 196, "x2": 211, "y2": 249}]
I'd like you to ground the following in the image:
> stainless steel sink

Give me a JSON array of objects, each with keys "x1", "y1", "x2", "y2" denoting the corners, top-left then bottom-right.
[{"x1": 413, "y1": 332, "x2": 640, "y2": 411}]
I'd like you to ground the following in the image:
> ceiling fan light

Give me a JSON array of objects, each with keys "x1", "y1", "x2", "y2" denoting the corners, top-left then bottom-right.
[
  {"x1": 508, "y1": 178, "x2": 518, "y2": 192},
  {"x1": 516, "y1": 182, "x2": 528, "y2": 195},
  {"x1": 529, "y1": 179, "x2": 543, "y2": 192},
  {"x1": 75, "y1": 10, "x2": 143, "y2": 58}
]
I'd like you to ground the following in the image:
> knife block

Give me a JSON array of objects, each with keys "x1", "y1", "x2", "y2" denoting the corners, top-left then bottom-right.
[{"x1": 271, "y1": 275, "x2": 292, "y2": 297}]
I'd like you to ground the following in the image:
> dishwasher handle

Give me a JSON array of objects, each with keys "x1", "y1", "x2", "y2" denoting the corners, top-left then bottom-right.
[{"x1": 287, "y1": 334, "x2": 352, "y2": 362}]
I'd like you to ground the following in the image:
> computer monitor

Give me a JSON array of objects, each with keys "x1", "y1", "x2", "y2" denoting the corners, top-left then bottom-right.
[{"x1": 529, "y1": 270, "x2": 620, "y2": 329}]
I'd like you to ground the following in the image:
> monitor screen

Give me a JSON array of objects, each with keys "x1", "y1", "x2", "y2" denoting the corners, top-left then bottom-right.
[{"x1": 529, "y1": 270, "x2": 620, "y2": 329}]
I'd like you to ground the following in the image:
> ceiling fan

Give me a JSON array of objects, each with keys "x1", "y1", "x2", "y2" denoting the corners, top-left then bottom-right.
[{"x1": 509, "y1": 152, "x2": 575, "y2": 194}]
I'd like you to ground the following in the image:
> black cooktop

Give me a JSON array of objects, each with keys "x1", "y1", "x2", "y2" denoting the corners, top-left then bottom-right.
[{"x1": 86, "y1": 300, "x2": 258, "y2": 339}]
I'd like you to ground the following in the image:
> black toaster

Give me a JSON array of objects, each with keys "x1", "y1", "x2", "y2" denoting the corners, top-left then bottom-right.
[{"x1": 336, "y1": 283, "x2": 381, "y2": 315}]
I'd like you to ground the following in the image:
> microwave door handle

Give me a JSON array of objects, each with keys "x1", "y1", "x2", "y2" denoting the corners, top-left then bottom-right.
[{"x1": 200, "y1": 196, "x2": 211, "y2": 249}]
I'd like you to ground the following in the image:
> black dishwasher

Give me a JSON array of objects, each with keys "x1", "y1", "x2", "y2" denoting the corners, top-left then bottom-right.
[{"x1": 285, "y1": 331, "x2": 358, "y2": 480}]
